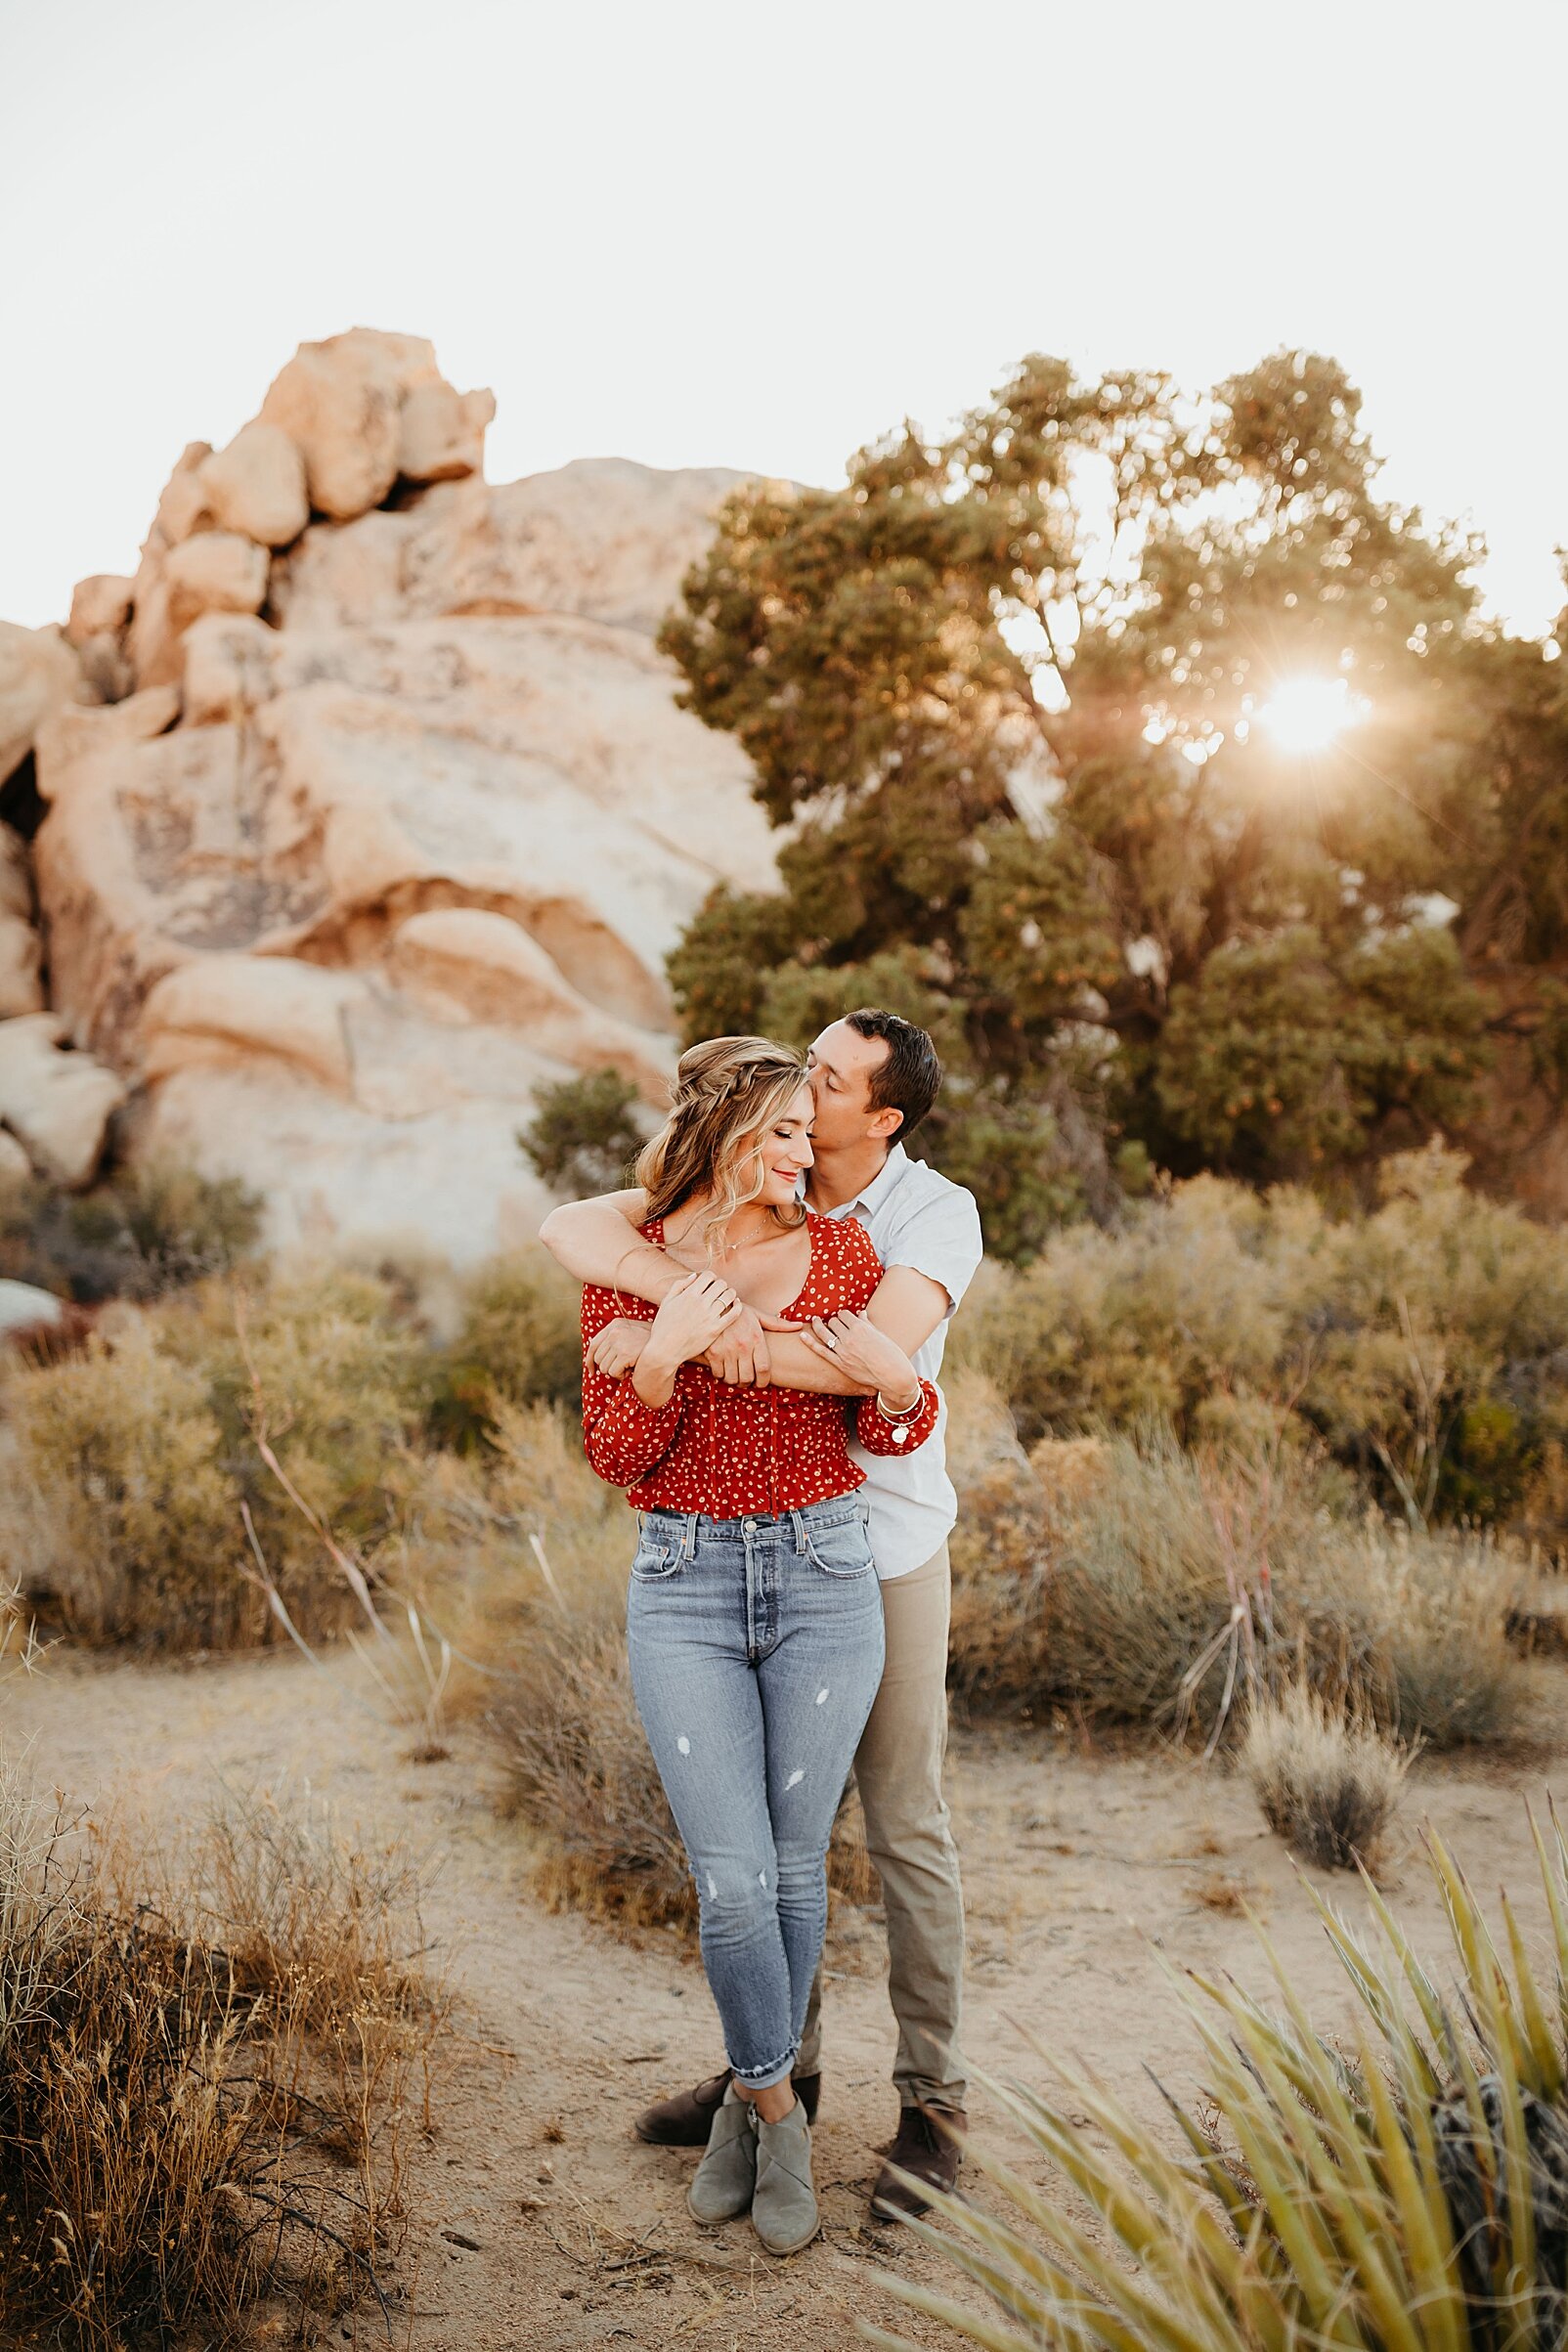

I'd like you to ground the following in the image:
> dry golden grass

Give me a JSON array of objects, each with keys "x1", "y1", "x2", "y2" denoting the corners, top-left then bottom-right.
[
  {"x1": 946, "y1": 1381, "x2": 1531, "y2": 1750},
  {"x1": 0, "y1": 1760, "x2": 442, "y2": 2348},
  {"x1": 1242, "y1": 1681, "x2": 1412, "y2": 1869}
]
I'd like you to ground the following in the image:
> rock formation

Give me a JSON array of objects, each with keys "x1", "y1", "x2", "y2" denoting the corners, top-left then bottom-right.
[{"x1": 1, "y1": 329, "x2": 774, "y2": 1260}]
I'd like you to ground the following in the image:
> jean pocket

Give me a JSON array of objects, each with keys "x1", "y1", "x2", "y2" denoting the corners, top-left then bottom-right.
[
  {"x1": 630, "y1": 1533, "x2": 682, "y2": 1583},
  {"x1": 804, "y1": 1518, "x2": 876, "y2": 1580}
]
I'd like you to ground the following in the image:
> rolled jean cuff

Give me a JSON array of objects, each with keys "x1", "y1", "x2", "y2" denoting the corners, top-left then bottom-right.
[{"x1": 730, "y1": 2040, "x2": 798, "y2": 2092}]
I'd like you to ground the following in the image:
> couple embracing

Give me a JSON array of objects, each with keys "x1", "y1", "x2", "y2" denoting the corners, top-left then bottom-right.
[{"x1": 540, "y1": 1010, "x2": 981, "y2": 2255}]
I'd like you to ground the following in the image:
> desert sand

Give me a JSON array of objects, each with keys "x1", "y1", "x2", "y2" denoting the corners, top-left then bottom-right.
[{"x1": 5, "y1": 1644, "x2": 1562, "y2": 2352}]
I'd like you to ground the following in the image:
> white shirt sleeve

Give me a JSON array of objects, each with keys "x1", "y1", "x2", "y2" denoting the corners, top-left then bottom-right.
[{"x1": 881, "y1": 1182, "x2": 984, "y2": 1318}]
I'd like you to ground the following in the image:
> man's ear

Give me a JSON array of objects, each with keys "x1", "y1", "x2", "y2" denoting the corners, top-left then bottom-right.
[{"x1": 868, "y1": 1105, "x2": 904, "y2": 1142}]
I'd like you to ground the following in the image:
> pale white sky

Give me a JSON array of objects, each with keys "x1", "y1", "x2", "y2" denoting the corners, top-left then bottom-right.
[{"x1": 3, "y1": 1, "x2": 1563, "y2": 632}]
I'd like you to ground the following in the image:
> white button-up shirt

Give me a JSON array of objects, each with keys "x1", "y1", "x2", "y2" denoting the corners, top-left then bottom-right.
[{"x1": 816, "y1": 1144, "x2": 983, "y2": 1579}]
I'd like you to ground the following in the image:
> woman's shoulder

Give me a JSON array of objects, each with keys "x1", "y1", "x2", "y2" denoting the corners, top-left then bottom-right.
[{"x1": 805, "y1": 1209, "x2": 882, "y2": 1294}]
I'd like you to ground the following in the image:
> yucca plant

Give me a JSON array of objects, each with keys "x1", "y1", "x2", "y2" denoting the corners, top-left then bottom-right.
[{"x1": 864, "y1": 1810, "x2": 1568, "y2": 2352}]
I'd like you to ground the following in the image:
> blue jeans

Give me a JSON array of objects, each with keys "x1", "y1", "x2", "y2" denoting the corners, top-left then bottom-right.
[{"x1": 626, "y1": 1495, "x2": 886, "y2": 2090}]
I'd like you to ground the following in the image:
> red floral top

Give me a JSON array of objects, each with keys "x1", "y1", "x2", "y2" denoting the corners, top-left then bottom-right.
[{"x1": 582, "y1": 1211, "x2": 939, "y2": 1516}]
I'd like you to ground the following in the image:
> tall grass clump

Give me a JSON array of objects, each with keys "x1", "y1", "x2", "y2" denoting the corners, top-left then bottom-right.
[
  {"x1": 1242, "y1": 1682, "x2": 1412, "y2": 1868},
  {"x1": 946, "y1": 1400, "x2": 1531, "y2": 1748},
  {"x1": 865, "y1": 1812, "x2": 1568, "y2": 2352},
  {"x1": 0, "y1": 1762, "x2": 440, "y2": 2349}
]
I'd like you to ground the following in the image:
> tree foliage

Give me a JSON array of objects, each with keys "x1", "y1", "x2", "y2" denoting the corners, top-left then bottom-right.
[
  {"x1": 517, "y1": 1070, "x2": 644, "y2": 1198},
  {"x1": 659, "y1": 348, "x2": 1565, "y2": 1253}
]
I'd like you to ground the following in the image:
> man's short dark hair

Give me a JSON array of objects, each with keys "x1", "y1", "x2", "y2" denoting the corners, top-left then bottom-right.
[{"x1": 846, "y1": 1008, "x2": 942, "y2": 1141}]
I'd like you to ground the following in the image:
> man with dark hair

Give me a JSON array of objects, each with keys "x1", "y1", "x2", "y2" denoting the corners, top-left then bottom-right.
[{"x1": 540, "y1": 1014, "x2": 982, "y2": 2219}]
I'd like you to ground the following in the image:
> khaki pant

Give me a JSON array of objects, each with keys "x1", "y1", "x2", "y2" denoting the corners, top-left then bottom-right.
[{"x1": 796, "y1": 1540, "x2": 966, "y2": 2111}]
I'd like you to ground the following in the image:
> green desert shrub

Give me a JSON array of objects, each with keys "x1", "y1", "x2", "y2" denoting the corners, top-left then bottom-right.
[
  {"x1": 0, "y1": 1319, "x2": 249, "y2": 1647},
  {"x1": 0, "y1": 1159, "x2": 263, "y2": 1303},
  {"x1": 517, "y1": 1068, "x2": 644, "y2": 1197},
  {"x1": 426, "y1": 1246, "x2": 584, "y2": 1445},
  {"x1": 867, "y1": 1819, "x2": 1568, "y2": 2352},
  {"x1": 944, "y1": 1373, "x2": 1059, "y2": 1709},
  {"x1": 954, "y1": 1144, "x2": 1568, "y2": 1537},
  {"x1": 195, "y1": 1265, "x2": 431, "y2": 1590}
]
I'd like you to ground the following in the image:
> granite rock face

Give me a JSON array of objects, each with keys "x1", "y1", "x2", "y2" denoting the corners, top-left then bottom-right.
[{"x1": 15, "y1": 330, "x2": 774, "y2": 1260}]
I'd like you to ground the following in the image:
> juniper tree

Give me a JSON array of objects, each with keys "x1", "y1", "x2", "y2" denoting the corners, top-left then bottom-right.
[{"x1": 658, "y1": 350, "x2": 1550, "y2": 1254}]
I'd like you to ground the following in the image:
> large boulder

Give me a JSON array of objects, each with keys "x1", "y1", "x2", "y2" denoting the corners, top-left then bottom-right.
[
  {"x1": 0, "y1": 623, "x2": 88, "y2": 787},
  {"x1": 257, "y1": 327, "x2": 485, "y2": 521},
  {"x1": 65, "y1": 576, "x2": 135, "y2": 648},
  {"x1": 0, "y1": 1280, "x2": 66, "y2": 1339},
  {"x1": 0, "y1": 1014, "x2": 125, "y2": 1188},
  {"x1": 398, "y1": 382, "x2": 496, "y2": 484},
  {"x1": 24, "y1": 338, "x2": 776, "y2": 1262},
  {"x1": 198, "y1": 421, "x2": 310, "y2": 547}
]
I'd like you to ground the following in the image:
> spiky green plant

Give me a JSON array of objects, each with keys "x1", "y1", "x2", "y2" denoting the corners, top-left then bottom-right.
[{"x1": 864, "y1": 1812, "x2": 1568, "y2": 2352}]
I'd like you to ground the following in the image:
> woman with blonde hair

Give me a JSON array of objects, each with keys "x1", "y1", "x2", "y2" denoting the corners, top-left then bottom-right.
[{"x1": 581, "y1": 1035, "x2": 938, "y2": 2254}]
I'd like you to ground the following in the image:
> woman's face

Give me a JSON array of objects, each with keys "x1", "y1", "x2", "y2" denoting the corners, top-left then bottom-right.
[{"x1": 750, "y1": 1080, "x2": 815, "y2": 1207}]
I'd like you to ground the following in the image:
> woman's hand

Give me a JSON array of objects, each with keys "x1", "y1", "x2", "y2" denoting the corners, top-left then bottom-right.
[
  {"x1": 797, "y1": 1310, "x2": 921, "y2": 1409},
  {"x1": 643, "y1": 1272, "x2": 743, "y2": 1371}
]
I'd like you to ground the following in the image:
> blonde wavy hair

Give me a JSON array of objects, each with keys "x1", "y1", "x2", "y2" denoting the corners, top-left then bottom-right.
[{"x1": 637, "y1": 1036, "x2": 809, "y2": 1255}]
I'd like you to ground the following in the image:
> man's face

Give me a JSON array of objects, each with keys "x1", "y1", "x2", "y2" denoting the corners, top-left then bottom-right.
[{"x1": 806, "y1": 1020, "x2": 900, "y2": 1152}]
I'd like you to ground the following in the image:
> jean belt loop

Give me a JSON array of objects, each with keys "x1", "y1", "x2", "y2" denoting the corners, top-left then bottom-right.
[
  {"x1": 683, "y1": 1509, "x2": 699, "y2": 1562},
  {"x1": 790, "y1": 1506, "x2": 806, "y2": 1555}
]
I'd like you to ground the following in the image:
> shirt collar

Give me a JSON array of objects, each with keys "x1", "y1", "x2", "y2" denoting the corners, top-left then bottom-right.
[{"x1": 839, "y1": 1141, "x2": 910, "y2": 1219}]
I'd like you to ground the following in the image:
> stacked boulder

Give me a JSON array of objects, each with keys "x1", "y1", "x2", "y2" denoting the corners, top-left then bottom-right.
[
  {"x1": 0, "y1": 621, "x2": 124, "y2": 1186},
  {"x1": 7, "y1": 329, "x2": 774, "y2": 1261}
]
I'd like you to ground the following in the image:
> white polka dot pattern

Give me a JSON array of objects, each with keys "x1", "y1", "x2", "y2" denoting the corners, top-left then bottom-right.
[{"x1": 581, "y1": 1211, "x2": 938, "y2": 1513}]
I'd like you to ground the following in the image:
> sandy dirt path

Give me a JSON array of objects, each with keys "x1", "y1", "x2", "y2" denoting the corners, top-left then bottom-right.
[{"x1": 5, "y1": 1647, "x2": 1564, "y2": 2351}]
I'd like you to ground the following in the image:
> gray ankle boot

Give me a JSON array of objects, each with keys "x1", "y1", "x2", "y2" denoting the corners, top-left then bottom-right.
[
  {"x1": 687, "y1": 2083, "x2": 757, "y2": 2224},
  {"x1": 752, "y1": 2099, "x2": 819, "y2": 2254}
]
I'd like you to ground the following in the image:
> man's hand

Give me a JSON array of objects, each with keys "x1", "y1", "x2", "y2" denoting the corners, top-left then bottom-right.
[
  {"x1": 792, "y1": 1309, "x2": 922, "y2": 1406},
  {"x1": 705, "y1": 1304, "x2": 774, "y2": 1388},
  {"x1": 587, "y1": 1317, "x2": 651, "y2": 1379}
]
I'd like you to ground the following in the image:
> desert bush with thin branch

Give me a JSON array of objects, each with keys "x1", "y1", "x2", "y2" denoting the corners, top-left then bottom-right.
[
  {"x1": 0, "y1": 1265, "x2": 436, "y2": 1651},
  {"x1": 0, "y1": 1760, "x2": 441, "y2": 2349},
  {"x1": 866, "y1": 1812, "x2": 1568, "y2": 2352},
  {"x1": 1242, "y1": 1682, "x2": 1412, "y2": 1868}
]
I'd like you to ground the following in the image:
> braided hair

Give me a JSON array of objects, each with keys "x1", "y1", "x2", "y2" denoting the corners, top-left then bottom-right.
[{"x1": 637, "y1": 1036, "x2": 809, "y2": 1253}]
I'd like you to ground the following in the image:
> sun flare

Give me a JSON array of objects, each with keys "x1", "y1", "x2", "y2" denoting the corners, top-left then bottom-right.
[{"x1": 1256, "y1": 676, "x2": 1368, "y2": 754}]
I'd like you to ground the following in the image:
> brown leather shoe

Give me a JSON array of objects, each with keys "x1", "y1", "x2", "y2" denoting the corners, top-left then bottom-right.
[
  {"x1": 870, "y1": 2104, "x2": 967, "y2": 2221},
  {"x1": 635, "y1": 2068, "x2": 821, "y2": 2147}
]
